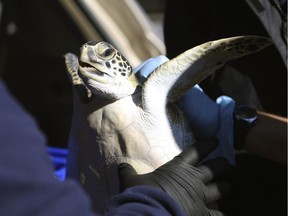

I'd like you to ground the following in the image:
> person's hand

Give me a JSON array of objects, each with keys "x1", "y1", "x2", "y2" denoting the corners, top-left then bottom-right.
[
  {"x1": 134, "y1": 56, "x2": 236, "y2": 164},
  {"x1": 118, "y1": 139, "x2": 230, "y2": 216}
]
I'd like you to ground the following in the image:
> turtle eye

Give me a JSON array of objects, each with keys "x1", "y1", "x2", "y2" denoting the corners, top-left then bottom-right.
[
  {"x1": 95, "y1": 42, "x2": 116, "y2": 59},
  {"x1": 103, "y1": 48, "x2": 112, "y2": 57},
  {"x1": 100, "y1": 48, "x2": 114, "y2": 58}
]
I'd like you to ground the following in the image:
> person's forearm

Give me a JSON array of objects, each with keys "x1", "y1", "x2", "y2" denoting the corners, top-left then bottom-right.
[{"x1": 243, "y1": 111, "x2": 287, "y2": 164}]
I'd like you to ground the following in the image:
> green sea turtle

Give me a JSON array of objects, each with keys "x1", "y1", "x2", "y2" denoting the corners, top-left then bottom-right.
[{"x1": 64, "y1": 36, "x2": 271, "y2": 212}]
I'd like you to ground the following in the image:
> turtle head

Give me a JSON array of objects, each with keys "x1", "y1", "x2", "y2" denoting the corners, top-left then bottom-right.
[{"x1": 78, "y1": 41, "x2": 140, "y2": 100}]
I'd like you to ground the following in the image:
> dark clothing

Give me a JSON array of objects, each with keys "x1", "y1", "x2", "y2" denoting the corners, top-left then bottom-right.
[{"x1": 0, "y1": 81, "x2": 185, "y2": 216}]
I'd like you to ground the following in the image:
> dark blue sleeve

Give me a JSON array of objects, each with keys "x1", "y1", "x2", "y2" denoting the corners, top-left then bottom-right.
[
  {"x1": 104, "y1": 186, "x2": 186, "y2": 216},
  {"x1": 0, "y1": 80, "x2": 186, "y2": 216},
  {"x1": 0, "y1": 81, "x2": 96, "y2": 216}
]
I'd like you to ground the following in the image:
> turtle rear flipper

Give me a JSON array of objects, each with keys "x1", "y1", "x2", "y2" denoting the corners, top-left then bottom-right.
[
  {"x1": 142, "y1": 36, "x2": 272, "y2": 113},
  {"x1": 64, "y1": 53, "x2": 91, "y2": 103}
]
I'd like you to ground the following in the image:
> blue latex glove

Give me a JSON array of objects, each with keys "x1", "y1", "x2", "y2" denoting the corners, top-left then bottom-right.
[{"x1": 134, "y1": 56, "x2": 236, "y2": 165}]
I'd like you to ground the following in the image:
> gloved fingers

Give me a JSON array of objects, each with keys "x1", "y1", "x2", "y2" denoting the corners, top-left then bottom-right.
[
  {"x1": 197, "y1": 157, "x2": 230, "y2": 183},
  {"x1": 177, "y1": 86, "x2": 220, "y2": 138},
  {"x1": 176, "y1": 138, "x2": 219, "y2": 165},
  {"x1": 117, "y1": 163, "x2": 140, "y2": 191},
  {"x1": 204, "y1": 182, "x2": 230, "y2": 204},
  {"x1": 117, "y1": 163, "x2": 138, "y2": 179},
  {"x1": 133, "y1": 55, "x2": 169, "y2": 84}
]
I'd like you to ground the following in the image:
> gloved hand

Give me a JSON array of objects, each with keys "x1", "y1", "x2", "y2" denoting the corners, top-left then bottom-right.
[
  {"x1": 118, "y1": 139, "x2": 230, "y2": 216},
  {"x1": 134, "y1": 56, "x2": 236, "y2": 164}
]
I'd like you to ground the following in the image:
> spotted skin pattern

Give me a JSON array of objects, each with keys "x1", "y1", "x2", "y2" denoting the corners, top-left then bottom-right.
[
  {"x1": 76, "y1": 41, "x2": 139, "y2": 100},
  {"x1": 66, "y1": 41, "x2": 136, "y2": 101},
  {"x1": 82, "y1": 41, "x2": 132, "y2": 77},
  {"x1": 66, "y1": 42, "x2": 132, "y2": 86},
  {"x1": 105, "y1": 50, "x2": 132, "y2": 77}
]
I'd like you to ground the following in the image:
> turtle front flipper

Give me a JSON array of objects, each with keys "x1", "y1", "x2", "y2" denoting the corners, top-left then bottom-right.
[
  {"x1": 64, "y1": 53, "x2": 91, "y2": 103},
  {"x1": 143, "y1": 35, "x2": 272, "y2": 111}
]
